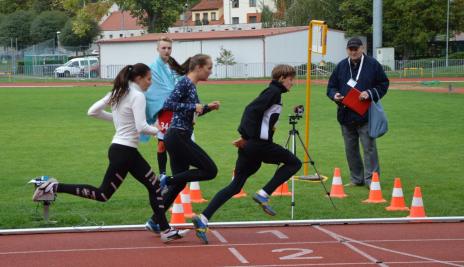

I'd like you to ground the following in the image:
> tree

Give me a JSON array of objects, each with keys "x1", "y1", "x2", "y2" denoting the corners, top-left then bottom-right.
[
  {"x1": 30, "y1": 11, "x2": 69, "y2": 44},
  {"x1": 60, "y1": 18, "x2": 100, "y2": 51},
  {"x1": 382, "y1": 0, "x2": 464, "y2": 59},
  {"x1": 58, "y1": 0, "x2": 110, "y2": 38},
  {"x1": 0, "y1": 10, "x2": 36, "y2": 48},
  {"x1": 285, "y1": 0, "x2": 342, "y2": 29},
  {"x1": 216, "y1": 47, "x2": 236, "y2": 78},
  {"x1": 115, "y1": 0, "x2": 184, "y2": 33},
  {"x1": 0, "y1": 0, "x2": 29, "y2": 14},
  {"x1": 261, "y1": 4, "x2": 277, "y2": 28}
]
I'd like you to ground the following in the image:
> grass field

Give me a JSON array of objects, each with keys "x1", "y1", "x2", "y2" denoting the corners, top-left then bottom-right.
[{"x1": 0, "y1": 82, "x2": 463, "y2": 229}]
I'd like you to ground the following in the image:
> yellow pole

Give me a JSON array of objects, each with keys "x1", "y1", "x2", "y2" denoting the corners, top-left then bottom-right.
[
  {"x1": 304, "y1": 20, "x2": 326, "y2": 175},
  {"x1": 304, "y1": 22, "x2": 313, "y2": 175}
]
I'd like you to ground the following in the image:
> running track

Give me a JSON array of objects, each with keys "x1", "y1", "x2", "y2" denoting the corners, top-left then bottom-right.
[{"x1": 1, "y1": 222, "x2": 463, "y2": 267}]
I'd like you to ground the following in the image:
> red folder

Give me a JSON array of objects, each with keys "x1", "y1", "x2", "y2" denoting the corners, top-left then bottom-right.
[{"x1": 341, "y1": 88, "x2": 371, "y2": 116}]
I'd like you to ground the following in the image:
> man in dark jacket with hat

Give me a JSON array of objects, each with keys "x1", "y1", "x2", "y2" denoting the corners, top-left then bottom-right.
[{"x1": 327, "y1": 37, "x2": 389, "y2": 187}]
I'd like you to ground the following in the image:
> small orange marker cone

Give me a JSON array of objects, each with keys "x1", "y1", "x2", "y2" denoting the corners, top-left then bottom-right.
[
  {"x1": 189, "y1": 181, "x2": 208, "y2": 203},
  {"x1": 408, "y1": 187, "x2": 426, "y2": 217},
  {"x1": 170, "y1": 194, "x2": 186, "y2": 224},
  {"x1": 329, "y1": 167, "x2": 347, "y2": 198},
  {"x1": 232, "y1": 169, "x2": 247, "y2": 198},
  {"x1": 272, "y1": 181, "x2": 292, "y2": 196},
  {"x1": 362, "y1": 172, "x2": 387, "y2": 203},
  {"x1": 386, "y1": 178, "x2": 409, "y2": 211},
  {"x1": 181, "y1": 185, "x2": 195, "y2": 218}
]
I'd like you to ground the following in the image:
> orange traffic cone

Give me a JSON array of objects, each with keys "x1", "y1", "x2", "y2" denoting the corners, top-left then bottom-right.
[
  {"x1": 329, "y1": 167, "x2": 347, "y2": 198},
  {"x1": 189, "y1": 181, "x2": 208, "y2": 203},
  {"x1": 386, "y1": 178, "x2": 409, "y2": 211},
  {"x1": 170, "y1": 194, "x2": 186, "y2": 224},
  {"x1": 232, "y1": 169, "x2": 247, "y2": 198},
  {"x1": 272, "y1": 181, "x2": 292, "y2": 196},
  {"x1": 362, "y1": 172, "x2": 387, "y2": 203},
  {"x1": 181, "y1": 185, "x2": 195, "y2": 218},
  {"x1": 408, "y1": 187, "x2": 426, "y2": 217}
]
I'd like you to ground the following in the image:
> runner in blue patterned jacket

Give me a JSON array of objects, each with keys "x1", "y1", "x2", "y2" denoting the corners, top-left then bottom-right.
[{"x1": 160, "y1": 54, "x2": 220, "y2": 214}]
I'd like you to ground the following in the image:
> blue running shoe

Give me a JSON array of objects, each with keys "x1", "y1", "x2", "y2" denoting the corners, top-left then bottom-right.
[
  {"x1": 252, "y1": 193, "x2": 276, "y2": 216},
  {"x1": 192, "y1": 215, "x2": 209, "y2": 244},
  {"x1": 159, "y1": 174, "x2": 169, "y2": 196},
  {"x1": 145, "y1": 218, "x2": 161, "y2": 235}
]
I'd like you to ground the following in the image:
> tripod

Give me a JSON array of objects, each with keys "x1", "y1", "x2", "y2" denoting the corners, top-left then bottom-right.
[{"x1": 282, "y1": 114, "x2": 336, "y2": 219}]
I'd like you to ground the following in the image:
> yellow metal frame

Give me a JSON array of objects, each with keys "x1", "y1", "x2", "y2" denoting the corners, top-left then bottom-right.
[
  {"x1": 304, "y1": 20, "x2": 327, "y2": 174},
  {"x1": 403, "y1": 67, "x2": 424, "y2": 77}
]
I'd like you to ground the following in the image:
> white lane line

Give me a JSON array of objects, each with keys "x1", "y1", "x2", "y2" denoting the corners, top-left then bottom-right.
[
  {"x1": 314, "y1": 225, "x2": 388, "y2": 267},
  {"x1": 313, "y1": 225, "x2": 463, "y2": 267},
  {"x1": 1, "y1": 238, "x2": 463, "y2": 256},
  {"x1": 224, "y1": 260, "x2": 464, "y2": 267},
  {"x1": 211, "y1": 230, "x2": 228, "y2": 243},
  {"x1": 257, "y1": 230, "x2": 289, "y2": 239},
  {"x1": 228, "y1": 247, "x2": 249, "y2": 264}
]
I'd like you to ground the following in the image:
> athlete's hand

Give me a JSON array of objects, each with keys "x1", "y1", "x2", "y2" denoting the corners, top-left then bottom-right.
[
  {"x1": 208, "y1": 101, "x2": 221, "y2": 111},
  {"x1": 232, "y1": 137, "x2": 246, "y2": 149}
]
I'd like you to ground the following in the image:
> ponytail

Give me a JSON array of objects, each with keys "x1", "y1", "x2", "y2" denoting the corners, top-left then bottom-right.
[
  {"x1": 167, "y1": 56, "x2": 189, "y2": 76},
  {"x1": 110, "y1": 63, "x2": 150, "y2": 105}
]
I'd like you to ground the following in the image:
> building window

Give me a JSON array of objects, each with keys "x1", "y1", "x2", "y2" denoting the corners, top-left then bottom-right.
[
  {"x1": 195, "y1": 13, "x2": 200, "y2": 21},
  {"x1": 249, "y1": 0, "x2": 256, "y2": 7},
  {"x1": 232, "y1": 0, "x2": 239, "y2": 8},
  {"x1": 211, "y1": 12, "x2": 216, "y2": 20},
  {"x1": 249, "y1": 16, "x2": 257, "y2": 23},
  {"x1": 203, "y1": 12, "x2": 208, "y2": 21},
  {"x1": 232, "y1": 17, "x2": 239, "y2": 24},
  {"x1": 100, "y1": 35, "x2": 104, "y2": 39},
  {"x1": 130, "y1": 33, "x2": 134, "y2": 37},
  {"x1": 109, "y1": 34, "x2": 113, "y2": 39},
  {"x1": 120, "y1": 34, "x2": 123, "y2": 38}
]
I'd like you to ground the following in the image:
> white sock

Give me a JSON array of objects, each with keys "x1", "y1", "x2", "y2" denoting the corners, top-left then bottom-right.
[
  {"x1": 258, "y1": 189, "x2": 269, "y2": 198},
  {"x1": 200, "y1": 214, "x2": 209, "y2": 224}
]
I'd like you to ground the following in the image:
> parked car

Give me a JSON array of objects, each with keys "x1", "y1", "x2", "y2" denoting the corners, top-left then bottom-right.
[{"x1": 54, "y1": 57, "x2": 99, "y2": 78}]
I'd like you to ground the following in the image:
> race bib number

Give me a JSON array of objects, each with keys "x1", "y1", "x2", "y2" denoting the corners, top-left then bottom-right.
[{"x1": 158, "y1": 110, "x2": 173, "y2": 134}]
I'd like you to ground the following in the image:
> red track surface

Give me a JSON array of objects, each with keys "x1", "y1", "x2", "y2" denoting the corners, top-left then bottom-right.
[{"x1": 1, "y1": 223, "x2": 463, "y2": 267}]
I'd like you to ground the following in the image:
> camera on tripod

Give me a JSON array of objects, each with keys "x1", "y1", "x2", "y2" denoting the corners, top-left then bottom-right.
[{"x1": 289, "y1": 105, "x2": 304, "y2": 124}]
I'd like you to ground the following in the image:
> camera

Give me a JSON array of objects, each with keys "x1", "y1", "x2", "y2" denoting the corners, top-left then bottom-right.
[
  {"x1": 293, "y1": 105, "x2": 304, "y2": 118},
  {"x1": 289, "y1": 105, "x2": 304, "y2": 124}
]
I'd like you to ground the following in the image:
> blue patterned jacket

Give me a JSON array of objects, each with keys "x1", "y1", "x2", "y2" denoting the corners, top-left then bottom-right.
[{"x1": 163, "y1": 76, "x2": 211, "y2": 133}]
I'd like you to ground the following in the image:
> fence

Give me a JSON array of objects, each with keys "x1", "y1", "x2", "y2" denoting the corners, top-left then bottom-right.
[{"x1": 0, "y1": 59, "x2": 463, "y2": 80}]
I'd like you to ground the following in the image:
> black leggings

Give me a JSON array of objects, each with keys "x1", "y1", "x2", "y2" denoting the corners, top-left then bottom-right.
[
  {"x1": 162, "y1": 128, "x2": 217, "y2": 209},
  {"x1": 203, "y1": 139, "x2": 302, "y2": 220},
  {"x1": 56, "y1": 143, "x2": 170, "y2": 230}
]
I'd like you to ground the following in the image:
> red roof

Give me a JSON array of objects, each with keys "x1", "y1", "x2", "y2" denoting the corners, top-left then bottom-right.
[
  {"x1": 100, "y1": 11, "x2": 145, "y2": 31},
  {"x1": 99, "y1": 26, "x2": 308, "y2": 43},
  {"x1": 191, "y1": 0, "x2": 223, "y2": 11}
]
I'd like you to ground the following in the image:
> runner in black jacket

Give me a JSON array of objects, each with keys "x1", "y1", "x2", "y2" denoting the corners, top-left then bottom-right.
[{"x1": 191, "y1": 65, "x2": 302, "y2": 244}]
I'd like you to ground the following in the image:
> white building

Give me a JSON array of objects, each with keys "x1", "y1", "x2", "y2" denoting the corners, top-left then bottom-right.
[
  {"x1": 224, "y1": 0, "x2": 276, "y2": 25},
  {"x1": 98, "y1": 26, "x2": 361, "y2": 79}
]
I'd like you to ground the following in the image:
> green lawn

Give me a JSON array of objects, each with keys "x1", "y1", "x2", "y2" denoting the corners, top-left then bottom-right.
[{"x1": 0, "y1": 82, "x2": 463, "y2": 229}]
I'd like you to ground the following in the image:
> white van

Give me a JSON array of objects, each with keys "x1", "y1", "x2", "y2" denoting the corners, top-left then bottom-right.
[{"x1": 54, "y1": 57, "x2": 99, "y2": 78}]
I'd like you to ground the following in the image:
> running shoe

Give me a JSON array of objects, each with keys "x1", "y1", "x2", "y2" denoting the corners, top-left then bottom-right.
[
  {"x1": 160, "y1": 227, "x2": 190, "y2": 243},
  {"x1": 252, "y1": 193, "x2": 276, "y2": 216},
  {"x1": 192, "y1": 215, "x2": 209, "y2": 244},
  {"x1": 145, "y1": 218, "x2": 161, "y2": 236}
]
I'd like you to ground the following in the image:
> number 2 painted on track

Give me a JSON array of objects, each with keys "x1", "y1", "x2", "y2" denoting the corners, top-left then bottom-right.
[{"x1": 272, "y1": 248, "x2": 323, "y2": 260}]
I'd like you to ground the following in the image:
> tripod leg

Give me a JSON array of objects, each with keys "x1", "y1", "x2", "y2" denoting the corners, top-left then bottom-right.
[{"x1": 294, "y1": 131, "x2": 337, "y2": 210}]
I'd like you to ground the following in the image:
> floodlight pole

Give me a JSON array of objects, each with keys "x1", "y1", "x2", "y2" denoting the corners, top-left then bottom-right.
[
  {"x1": 446, "y1": 0, "x2": 450, "y2": 67},
  {"x1": 304, "y1": 20, "x2": 326, "y2": 175}
]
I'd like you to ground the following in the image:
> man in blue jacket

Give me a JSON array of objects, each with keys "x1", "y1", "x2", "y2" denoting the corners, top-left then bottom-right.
[{"x1": 327, "y1": 37, "x2": 389, "y2": 187}]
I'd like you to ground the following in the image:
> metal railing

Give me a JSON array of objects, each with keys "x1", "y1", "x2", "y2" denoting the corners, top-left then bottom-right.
[{"x1": 0, "y1": 59, "x2": 463, "y2": 80}]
